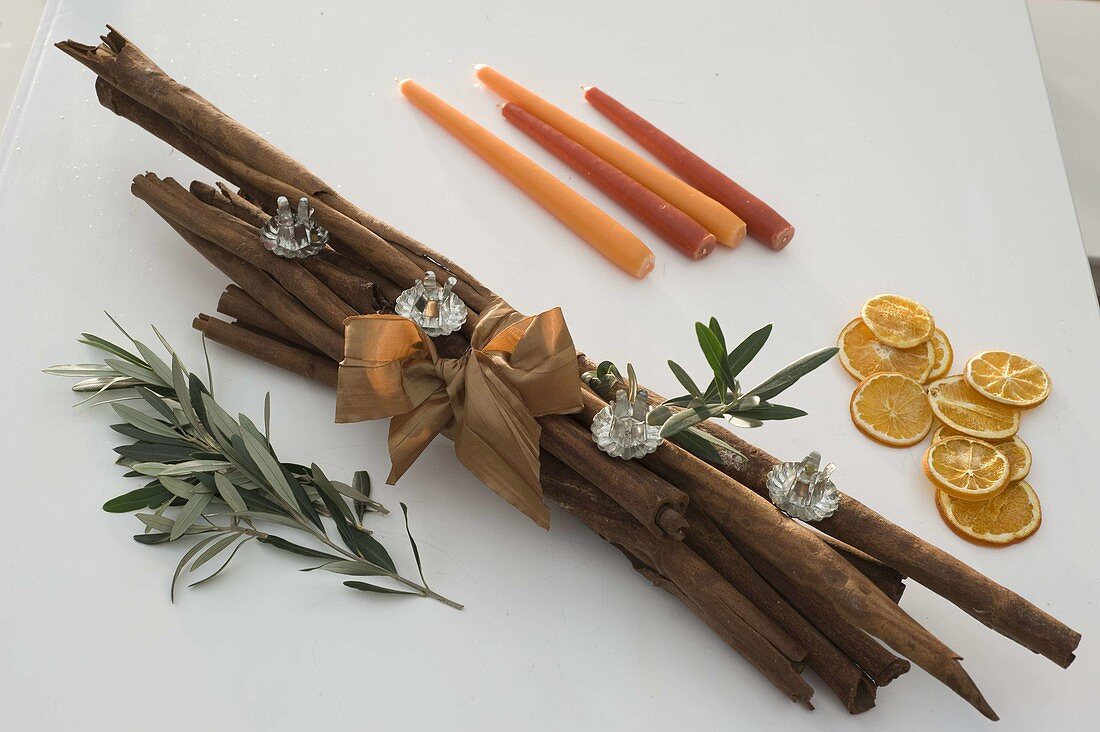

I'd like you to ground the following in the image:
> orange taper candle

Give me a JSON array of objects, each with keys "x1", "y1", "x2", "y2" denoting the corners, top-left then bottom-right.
[
  {"x1": 399, "y1": 79, "x2": 655, "y2": 278},
  {"x1": 475, "y1": 65, "x2": 746, "y2": 247}
]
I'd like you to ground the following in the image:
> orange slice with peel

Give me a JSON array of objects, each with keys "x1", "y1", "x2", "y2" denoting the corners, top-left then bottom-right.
[
  {"x1": 837, "y1": 318, "x2": 934, "y2": 382},
  {"x1": 922, "y1": 436, "x2": 1010, "y2": 500},
  {"x1": 936, "y1": 480, "x2": 1041, "y2": 546},
  {"x1": 927, "y1": 375, "x2": 1020, "y2": 440},
  {"x1": 931, "y1": 425, "x2": 1031, "y2": 483},
  {"x1": 860, "y1": 294, "x2": 935, "y2": 348},
  {"x1": 927, "y1": 329, "x2": 953, "y2": 382},
  {"x1": 964, "y1": 350, "x2": 1051, "y2": 408},
  {"x1": 850, "y1": 373, "x2": 933, "y2": 447}
]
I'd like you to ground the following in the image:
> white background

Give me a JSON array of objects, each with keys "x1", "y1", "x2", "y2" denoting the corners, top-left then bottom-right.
[{"x1": 1, "y1": 1, "x2": 1098, "y2": 729}]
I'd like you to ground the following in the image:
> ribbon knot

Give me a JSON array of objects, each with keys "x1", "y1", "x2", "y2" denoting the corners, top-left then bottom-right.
[{"x1": 336, "y1": 298, "x2": 582, "y2": 528}]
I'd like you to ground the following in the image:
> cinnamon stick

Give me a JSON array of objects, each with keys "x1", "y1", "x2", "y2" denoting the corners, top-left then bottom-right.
[
  {"x1": 572, "y1": 387, "x2": 993, "y2": 717},
  {"x1": 216, "y1": 285, "x2": 317, "y2": 351},
  {"x1": 193, "y1": 314, "x2": 338, "y2": 386},
  {"x1": 728, "y1": 533, "x2": 912, "y2": 687},
  {"x1": 152, "y1": 212, "x2": 345, "y2": 361},
  {"x1": 539, "y1": 415, "x2": 688, "y2": 540},
  {"x1": 132, "y1": 174, "x2": 356, "y2": 332},
  {"x1": 682, "y1": 506, "x2": 880, "y2": 712},
  {"x1": 694, "y1": 418, "x2": 1080, "y2": 668}
]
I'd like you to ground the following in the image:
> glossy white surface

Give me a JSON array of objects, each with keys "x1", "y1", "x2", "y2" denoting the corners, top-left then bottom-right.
[{"x1": 1, "y1": 1, "x2": 1098, "y2": 729}]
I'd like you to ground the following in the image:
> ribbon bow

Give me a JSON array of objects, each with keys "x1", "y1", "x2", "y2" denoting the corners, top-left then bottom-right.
[{"x1": 336, "y1": 298, "x2": 582, "y2": 528}]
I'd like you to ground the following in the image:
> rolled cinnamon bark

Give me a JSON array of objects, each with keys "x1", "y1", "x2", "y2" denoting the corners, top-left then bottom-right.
[
  {"x1": 682, "y1": 506, "x2": 879, "y2": 712},
  {"x1": 190, "y1": 182, "x2": 380, "y2": 315},
  {"x1": 152, "y1": 212, "x2": 345, "y2": 361},
  {"x1": 637, "y1": 430, "x2": 994, "y2": 717},
  {"x1": 58, "y1": 29, "x2": 494, "y2": 309},
  {"x1": 132, "y1": 174, "x2": 356, "y2": 332},
  {"x1": 501, "y1": 103, "x2": 716, "y2": 260},
  {"x1": 583, "y1": 87, "x2": 794, "y2": 250},
  {"x1": 193, "y1": 314, "x2": 338, "y2": 386},
  {"x1": 540, "y1": 415, "x2": 688, "y2": 540},
  {"x1": 728, "y1": 533, "x2": 911, "y2": 687},
  {"x1": 817, "y1": 533, "x2": 906, "y2": 604},
  {"x1": 217, "y1": 285, "x2": 318, "y2": 351}
]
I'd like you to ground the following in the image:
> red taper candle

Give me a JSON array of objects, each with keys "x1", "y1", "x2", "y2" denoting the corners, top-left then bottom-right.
[
  {"x1": 502, "y1": 102, "x2": 716, "y2": 260},
  {"x1": 584, "y1": 86, "x2": 795, "y2": 250}
]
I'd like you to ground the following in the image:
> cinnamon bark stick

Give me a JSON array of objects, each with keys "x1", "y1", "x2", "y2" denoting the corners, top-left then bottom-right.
[
  {"x1": 817, "y1": 533, "x2": 906, "y2": 604},
  {"x1": 540, "y1": 415, "x2": 688, "y2": 540},
  {"x1": 727, "y1": 533, "x2": 911, "y2": 687},
  {"x1": 152, "y1": 213, "x2": 345, "y2": 361},
  {"x1": 694, "y1": 418, "x2": 1080, "y2": 668},
  {"x1": 682, "y1": 506, "x2": 880, "y2": 712},
  {"x1": 636, "y1": 434, "x2": 993, "y2": 716},
  {"x1": 132, "y1": 174, "x2": 356, "y2": 332},
  {"x1": 193, "y1": 314, "x2": 338, "y2": 386},
  {"x1": 217, "y1": 285, "x2": 318, "y2": 351}
]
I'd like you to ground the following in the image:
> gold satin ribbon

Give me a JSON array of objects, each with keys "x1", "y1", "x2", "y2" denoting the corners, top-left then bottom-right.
[{"x1": 336, "y1": 298, "x2": 582, "y2": 528}]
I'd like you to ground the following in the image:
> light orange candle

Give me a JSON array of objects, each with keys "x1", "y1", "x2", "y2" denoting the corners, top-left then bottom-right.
[
  {"x1": 399, "y1": 80, "x2": 654, "y2": 278},
  {"x1": 475, "y1": 66, "x2": 746, "y2": 247}
]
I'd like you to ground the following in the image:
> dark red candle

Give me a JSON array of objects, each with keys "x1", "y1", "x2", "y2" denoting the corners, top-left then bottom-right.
[
  {"x1": 584, "y1": 87, "x2": 794, "y2": 251},
  {"x1": 501, "y1": 102, "x2": 716, "y2": 260}
]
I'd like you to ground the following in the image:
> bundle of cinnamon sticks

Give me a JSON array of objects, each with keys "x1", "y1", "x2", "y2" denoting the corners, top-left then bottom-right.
[{"x1": 58, "y1": 27, "x2": 1080, "y2": 720}]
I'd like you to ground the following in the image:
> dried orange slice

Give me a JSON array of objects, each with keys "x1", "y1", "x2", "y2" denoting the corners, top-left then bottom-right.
[
  {"x1": 964, "y1": 350, "x2": 1051, "y2": 408},
  {"x1": 837, "y1": 318, "x2": 934, "y2": 382},
  {"x1": 926, "y1": 375, "x2": 1020, "y2": 439},
  {"x1": 927, "y1": 329, "x2": 953, "y2": 382},
  {"x1": 994, "y1": 435, "x2": 1032, "y2": 483},
  {"x1": 931, "y1": 425, "x2": 1031, "y2": 482},
  {"x1": 935, "y1": 480, "x2": 1041, "y2": 546},
  {"x1": 860, "y1": 294, "x2": 935, "y2": 348},
  {"x1": 922, "y1": 436, "x2": 1009, "y2": 500},
  {"x1": 850, "y1": 373, "x2": 933, "y2": 446}
]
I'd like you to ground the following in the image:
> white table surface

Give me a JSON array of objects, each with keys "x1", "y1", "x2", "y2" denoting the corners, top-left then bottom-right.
[{"x1": 2, "y1": 1, "x2": 1098, "y2": 729}]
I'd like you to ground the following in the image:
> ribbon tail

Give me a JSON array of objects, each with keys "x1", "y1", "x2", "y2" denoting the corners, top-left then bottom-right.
[
  {"x1": 454, "y1": 354, "x2": 550, "y2": 529},
  {"x1": 385, "y1": 390, "x2": 454, "y2": 485}
]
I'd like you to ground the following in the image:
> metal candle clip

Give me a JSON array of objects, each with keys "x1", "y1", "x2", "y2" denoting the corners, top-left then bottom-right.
[
  {"x1": 260, "y1": 195, "x2": 328, "y2": 259},
  {"x1": 395, "y1": 270, "x2": 468, "y2": 337},
  {"x1": 591, "y1": 364, "x2": 661, "y2": 460},
  {"x1": 766, "y1": 451, "x2": 840, "y2": 521}
]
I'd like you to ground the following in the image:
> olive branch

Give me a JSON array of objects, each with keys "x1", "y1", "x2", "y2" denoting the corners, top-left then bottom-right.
[{"x1": 45, "y1": 316, "x2": 461, "y2": 609}]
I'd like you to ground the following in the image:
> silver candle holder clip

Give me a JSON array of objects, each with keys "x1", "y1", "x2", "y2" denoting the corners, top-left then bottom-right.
[
  {"x1": 260, "y1": 195, "x2": 328, "y2": 259},
  {"x1": 395, "y1": 270, "x2": 468, "y2": 337},
  {"x1": 766, "y1": 451, "x2": 840, "y2": 521},
  {"x1": 591, "y1": 364, "x2": 661, "y2": 460}
]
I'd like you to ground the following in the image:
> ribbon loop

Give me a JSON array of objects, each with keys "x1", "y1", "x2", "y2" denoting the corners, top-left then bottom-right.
[{"x1": 336, "y1": 298, "x2": 582, "y2": 528}]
